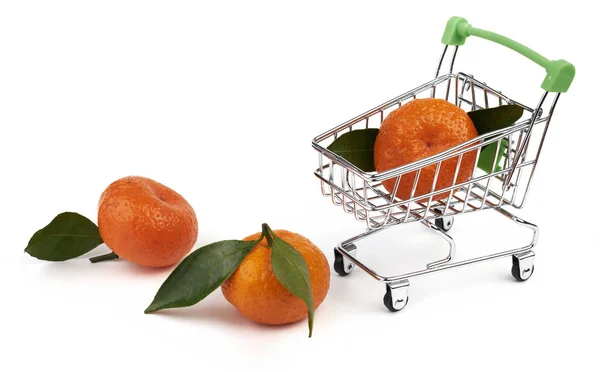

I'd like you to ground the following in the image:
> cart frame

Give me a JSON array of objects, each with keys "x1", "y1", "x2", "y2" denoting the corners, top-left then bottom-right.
[{"x1": 312, "y1": 17, "x2": 574, "y2": 311}]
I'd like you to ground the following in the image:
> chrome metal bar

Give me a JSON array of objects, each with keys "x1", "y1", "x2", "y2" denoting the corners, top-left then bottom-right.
[
  {"x1": 434, "y1": 45, "x2": 449, "y2": 79},
  {"x1": 454, "y1": 73, "x2": 535, "y2": 112},
  {"x1": 449, "y1": 46, "x2": 458, "y2": 73},
  {"x1": 462, "y1": 147, "x2": 482, "y2": 212},
  {"x1": 432, "y1": 45, "x2": 449, "y2": 97},
  {"x1": 470, "y1": 77, "x2": 477, "y2": 111},
  {"x1": 373, "y1": 161, "x2": 534, "y2": 211},
  {"x1": 444, "y1": 153, "x2": 464, "y2": 215},
  {"x1": 314, "y1": 158, "x2": 535, "y2": 216},
  {"x1": 514, "y1": 93, "x2": 561, "y2": 208},
  {"x1": 509, "y1": 121, "x2": 527, "y2": 203},
  {"x1": 496, "y1": 136, "x2": 512, "y2": 206},
  {"x1": 459, "y1": 96, "x2": 485, "y2": 111},
  {"x1": 481, "y1": 138, "x2": 503, "y2": 208},
  {"x1": 403, "y1": 169, "x2": 421, "y2": 222},
  {"x1": 454, "y1": 75, "x2": 459, "y2": 106},
  {"x1": 423, "y1": 219, "x2": 456, "y2": 268},
  {"x1": 370, "y1": 119, "x2": 541, "y2": 182},
  {"x1": 313, "y1": 77, "x2": 542, "y2": 184},
  {"x1": 335, "y1": 208, "x2": 538, "y2": 283},
  {"x1": 423, "y1": 162, "x2": 443, "y2": 218},
  {"x1": 458, "y1": 74, "x2": 467, "y2": 109},
  {"x1": 484, "y1": 85, "x2": 489, "y2": 108},
  {"x1": 504, "y1": 91, "x2": 548, "y2": 188},
  {"x1": 341, "y1": 167, "x2": 351, "y2": 212}
]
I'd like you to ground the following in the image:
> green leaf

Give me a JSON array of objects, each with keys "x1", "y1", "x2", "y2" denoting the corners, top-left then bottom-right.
[
  {"x1": 24, "y1": 212, "x2": 103, "y2": 261},
  {"x1": 469, "y1": 105, "x2": 524, "y2": 173},
  {"x1": 478, "y1": 138, "x2": 509, "y2": 173},
  {"x1": 144, "y1": 239, "x2": 258, "y2": 313},
  {"x1": 468, "y1": 104, "x2": 524, "y2": 135},
  {"x1": 327, "y1": 128, "x2": 379, "y2": 172},
  {"x1": 268, "y1": 227, "x2": 315, "y2": 337}
]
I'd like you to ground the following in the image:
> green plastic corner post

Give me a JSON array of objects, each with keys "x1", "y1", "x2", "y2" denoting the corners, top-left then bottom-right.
[
  {"x1": 441, "y1": 16, "x2": 470, "y2": 46},
  {"x1": 441, "y1": 16, "x2": 575, "y2": 93}
]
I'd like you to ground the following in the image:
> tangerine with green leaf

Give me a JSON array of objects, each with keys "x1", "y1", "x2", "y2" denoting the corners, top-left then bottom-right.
[{"x1": 221, "y1": 230, "x2": 330, "y2": 326}]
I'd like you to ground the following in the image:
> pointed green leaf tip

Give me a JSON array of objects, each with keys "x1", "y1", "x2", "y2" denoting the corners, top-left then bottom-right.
[
  {"x1": 24, "y1": 212, "x2": 103, "y2": 261},
  {"x1": 266, "y1": 225, "x2": 315, "y2": 338},
  {"x1": 468, "y1": 104, "x2": 524, "y2": 136},
  {"x1": 144, "y1": 239, "x2": 258, "y2": 313},
  {"x1": 327, "y1": 128, "x2": 379, "y2": 172}
]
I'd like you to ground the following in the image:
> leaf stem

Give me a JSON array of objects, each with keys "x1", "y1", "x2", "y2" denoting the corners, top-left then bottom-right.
[
  {"x1": 261, "y1": 223, "x2": 274, "y2": 248},
  {"x1": 89, "y1": 252, "x2": 119, "y2": 263}
]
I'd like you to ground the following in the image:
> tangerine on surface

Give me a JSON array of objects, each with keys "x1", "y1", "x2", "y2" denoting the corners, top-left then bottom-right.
[
  {"x1": 374, "y1": 98, "x2": 479, "y2": 201},
  {"x1": 98, "y1": 176, "x2": 198, "y2": 267},
  {"x1": 221, "y1": 230, "x2": 330, "y2": 326}
]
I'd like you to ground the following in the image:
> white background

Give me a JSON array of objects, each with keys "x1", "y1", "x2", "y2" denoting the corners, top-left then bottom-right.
[{"x1": 1, "y1": 1, "x2": 597, "y2": 371}]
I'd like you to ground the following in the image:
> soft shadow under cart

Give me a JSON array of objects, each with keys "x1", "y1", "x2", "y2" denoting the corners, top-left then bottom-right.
[{"x1": 312, "y1": 17, "x2": 574, "y2": 311}]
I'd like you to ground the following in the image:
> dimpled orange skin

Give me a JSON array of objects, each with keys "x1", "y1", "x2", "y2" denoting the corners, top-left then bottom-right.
[
  {"x1": 221, "y1": 230, "x2": 330, "y2": 326},
  {"x1": 97, "y1": 176, "x2": 198, "y2": 267},
  {"x1": 374, "y1": 98, "x2": 479, "y2": 201}
]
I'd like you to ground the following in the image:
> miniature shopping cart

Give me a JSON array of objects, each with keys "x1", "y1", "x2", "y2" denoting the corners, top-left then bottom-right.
[{"x1": 312, "y1": 17, "x2": 575, "y2": 311}]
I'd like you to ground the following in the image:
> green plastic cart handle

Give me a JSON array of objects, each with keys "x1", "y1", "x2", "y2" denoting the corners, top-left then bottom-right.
[{"x1": 442, "y1": 17, "x2": 575, "y2": 93}]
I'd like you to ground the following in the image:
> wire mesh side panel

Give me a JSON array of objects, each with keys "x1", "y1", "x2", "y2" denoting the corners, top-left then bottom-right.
[
  {"x1": 452, "y1": 73, "x2": 533, "y2": 211},
  {"x1": 452, "y1": 73, "x2": 555, "y2": 209},
  {"x1": 314, "y1": 73, "x2": 548, "y2": 229}
]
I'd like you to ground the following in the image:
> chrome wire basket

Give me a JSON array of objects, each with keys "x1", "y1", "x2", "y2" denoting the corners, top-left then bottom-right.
[{"x1": 312, "y1": 17, "x2": 574, "y2": 311}]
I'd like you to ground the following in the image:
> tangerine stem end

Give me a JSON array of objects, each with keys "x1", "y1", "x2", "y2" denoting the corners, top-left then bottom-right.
[{"x1": 89, "y1": 252, "x2": 119, "y2": 263}]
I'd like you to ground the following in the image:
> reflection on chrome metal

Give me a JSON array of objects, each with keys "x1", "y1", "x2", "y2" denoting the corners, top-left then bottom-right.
[{"x1": 313, "y1": 44, "x2": 561, "y2": 310}]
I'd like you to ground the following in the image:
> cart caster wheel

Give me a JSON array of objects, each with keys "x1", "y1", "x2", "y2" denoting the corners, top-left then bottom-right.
[
  {"x1": 434, "y1": 215, "x2": 454, "y2": 232},
  {"x1": 383, "y1": 290, "x2": 409, "y2": 312},
  {"x1": 333, "y1": 245, "x2": 356, "y2": 276},
  {"x1": 511, "y1": 251, "x2": 535, "y2": 282},
  {"x1": 432, "y1": 208, "x2": 453, "y2": 232},
  {"x1": 383, "y1": 280, "x2": 410, "y2": 312},
  {"x1": 333, "y1": 253, "x2": 351, "y2": 276}
]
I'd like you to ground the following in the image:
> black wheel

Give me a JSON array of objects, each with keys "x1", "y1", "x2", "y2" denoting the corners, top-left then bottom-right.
[
  {"x1": 511, "y1": 255, "x2": 535, "y2": 281},
  {"x1": 434, "y1": 216, "x2": 453, "y2": 232},
  {"x1": 383, "y1": 285, "x2": 409, "y2": 312},
  {"x1": 333, "y1": 249, "x2": 352, "y2": 276},
  {"x1": 432, "y1": 207, "x2": 453, "y2": 232}
]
